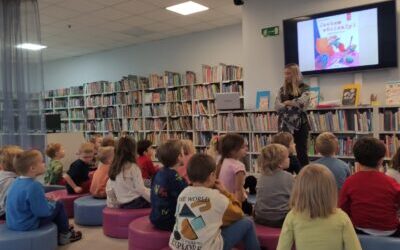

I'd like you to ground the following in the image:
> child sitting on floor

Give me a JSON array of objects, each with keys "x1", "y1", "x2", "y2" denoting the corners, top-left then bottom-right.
[
  {"x1": 170, "y1": 154, "x2": 260, "y2": 250},
  {"x1": 44, "y1": 143, "x2": 66, "y2": 185},
  {"x1": 277, "y1": 164, "x2": 361, "y2": 250},
  {"x1": 272, "y1": 132, "x2": 301, "y2": 174},
  {"x1": 63, "y1": 142, "x2": 95, "y2": 194},
  {"x1": 339, "y1": 137, "x2": 400, "y2": 237},
  {"x1": 254, "y1": 144, "x2": 294, "y2": 227},
  {"x1": 176, "y1": 139, "x2": 195, "y2": 183},
  {"x1": 137, "y1": 140, "x2": 159, "y2": 185},
  {"x1": 90, "y1": 146, "x2": 114, "y2": 199},
  {"x1": 0, "y1": 145, "x2": 23, "y2": 220},
  {"x1": 312, "y1": 132, "x2": 350, "y2": 190},
  {"x1": 6, "y1": 150, "x2": 82, "y2": 245},
  {"x1": 106, "y1": 137, "x2": 150, "y2": 209},
  {"x1": 150, "y1": 140, "x2": 188, "y2": 231}
]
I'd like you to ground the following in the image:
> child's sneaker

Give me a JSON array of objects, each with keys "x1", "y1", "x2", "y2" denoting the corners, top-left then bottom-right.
[{"x1": 58, "y1": 229, "x2": 82, "y2": 245}]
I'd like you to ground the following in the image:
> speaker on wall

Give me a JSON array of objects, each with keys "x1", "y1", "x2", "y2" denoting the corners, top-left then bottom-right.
[{"x1": 233, "y1": 0, "x2": 244, "y2": 6}]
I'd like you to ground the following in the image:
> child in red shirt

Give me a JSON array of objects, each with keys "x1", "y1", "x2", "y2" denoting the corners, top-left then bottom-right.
[
  {"x1": 137, "y1": 140, "x2": 159, "y2": 185},
  {"x1": 339, "y1": 137, "x2": 400, "y2": 237}
]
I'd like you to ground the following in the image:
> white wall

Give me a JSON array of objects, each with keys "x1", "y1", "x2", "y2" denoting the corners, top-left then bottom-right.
[
  {"x1": 44, "y1": 24, "x2": 242, "y2": 90},
  {"x1": 242, "y1": 0, "x2": 400, "y2": 108}
]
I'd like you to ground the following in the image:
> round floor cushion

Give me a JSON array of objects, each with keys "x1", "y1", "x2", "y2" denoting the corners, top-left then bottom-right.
[
  {"x1": 255, "y1": 224, "x2": 282, "y2": 249},
  {"x1": 45, "y1": 189, "x2": 88, "y2": 218},
  {"x1": 102, "y1": 207, "x2": 151, "y2": 239},
  {"x1": 0, "y1": 223, "x2": 57, "y2": 250},
  {"x1": 128, "y1": 216, "x2": 171, "y2": 250},
  {"x1": 74, "y1": 196, "x2": 107, "y2": 226},
  {"x1": 358, "y1": 234, "x2": 400, "y2": 250}
]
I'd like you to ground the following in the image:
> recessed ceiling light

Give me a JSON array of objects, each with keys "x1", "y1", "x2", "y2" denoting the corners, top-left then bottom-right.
[
  {"x1": 16, "y1": 43, "x2": 47, "y2": 51},
  {"x1": 166, "y1": 1, "x2": 208, "y2": 16}
]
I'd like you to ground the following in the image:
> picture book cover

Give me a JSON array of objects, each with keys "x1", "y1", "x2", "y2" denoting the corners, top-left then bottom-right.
[
  {"x1": 385, "y1": 82, "x2": 400, "y2": 105},
  {"x1": 341, "y1": 83, "x2": 360, "y2": 106},
  {"x1": 256, "y1": 91, "x2": 270, "y2": 110},
  {"x1": 309, "y1": 86, "x2": 320, "y2": 108},
  {"x1": 314, "y1": 12, "x2": 360, "y2": 70}
]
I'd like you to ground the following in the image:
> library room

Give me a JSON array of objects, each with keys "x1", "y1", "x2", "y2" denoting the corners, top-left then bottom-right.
[{"x1": 1, "y1": 0, "x2": 400, "y2": 249}]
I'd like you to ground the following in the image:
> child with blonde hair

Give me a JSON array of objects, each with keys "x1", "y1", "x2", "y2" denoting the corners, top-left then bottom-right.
[
  {"x1": 176, "y1": 139, "x2": 195, "y2": 183},
  {"x1": 277, "y1": 164, "x2": 361, "y2": 250},
  {"x1": 44, "y1": 143, "x2": 65, "y2": 185},
  {"x1": 6, "y1": 150, "x2": 82, "y2": 245},
  {"x1": 0, "y1": 145, "x2": 23, "y2": 220},
  {"x1": 255, "y1": 144, "x2": 294, "y2": 227},
  {"x1": 313, "y1": 132, "x2": 350, "y2": 190},
  {"x1": 90, "y1": 146, "x2": 114, "y2": 198},
  {"x1": 207, "y1": 135, "x2": 221, "y2": 162},
  {"x1": 63, "y1": 142, "x2": 95, "y2": 194},
  {"x1": 272, "y1": 132, "x2": 301, "y2": 174},
  {"x1": 106, "y1": 137, "x2": 150, "y2": 209}
]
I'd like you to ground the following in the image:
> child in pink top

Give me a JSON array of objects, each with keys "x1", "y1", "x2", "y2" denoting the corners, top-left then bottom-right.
[{"x1": 217, "y1": 133, "x2": 248, "y2": 203}]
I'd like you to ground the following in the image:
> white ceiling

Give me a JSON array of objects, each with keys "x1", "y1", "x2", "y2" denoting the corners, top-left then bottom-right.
[{"x1": 38, "y1": 0, "x2": 242, "y2": 61}]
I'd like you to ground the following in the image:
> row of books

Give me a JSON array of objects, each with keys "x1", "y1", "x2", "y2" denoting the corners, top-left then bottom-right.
[
  {"x1": 194, "y1": 85, "x2": 219, "y2": 100},
  {"x1": 71, "y1": 122, "x2": 85, "y2": 132},
  {"x1": 169, "y1": 117, "x2": 192, "y2": 130},
  {"x1": 85, "y1": 96, "x2": 102, "y2": 107},
  {"x1": 220, "y1": 114, "x2": 252, "y2": 131},
  {"x1": 44, "y1": 88, "x2": 69, "y2": 98},
  {"x1": 249, "y1": 113, "x2": 278, "y2": 131},
  {"x1": 148, "y1": 74, "x2": 165, "y2": 89},
  {"x1": 70, "y1": 86, "x2": 84, "y2": 95},
  {"x1": 84, "y1": 81, "x2": 108, "y2": 95},
  {"x1": 164, "y1": 71, "x2": 181, "y2": 87},
  {"x1": 307, "y1": 110, "x2": 373, "y2": 132},
  {"x1": 379, "y1": 109, "x2": 400, "y2": 131},
  {"x1": 382, "y1": 135, "x2": 400, "y2": 158},
  {"x1": 194, "y1": 116, "x2": 218, "y2": 131},
  {"x1": 68, "y1": 98, "x2": 84, "y2": 107},
  {"x1": 221, "y1": 82, "x2": 243, "y2": 95},
  {"x1": 145, "y1": 132, "x2": 169, "y2": 146},
  {"x1": 127, "y1": 119, "x2": 143, "y2": 131},
  {"x1": 144, "y1": 119, "x2": 167, "y2": 130},
  {"x1": 58, "y1": 111, "x2": 68, "y2": 119},
  {"x1": 194, "y1": 132, "x2": 214, "y2": 146},
  {"x1": 194, "y1": 101, "x2": 216, "y2": 115},
  {"x1": 117, "y1": 75, "x2": 140, "y2": 91},
  {"x1": 167, "y1": 87, "x2": 191, "y2": 101},
  {"x1": 143, "y1": 105, "x2": 167, "y2": 117},
  {"x1": 169, "y1": 103, "x2": 192, "y2": 116},
  {"x1": 252, "y1": 134, "x2": 273, "y2": 152},
  {"x1": 70, "y1": 110, "x2": 85, "y2": 119},
  {"x1": 44, "y1": 100, "x2": 53, "y2": 109},
  {"x1": 220, "y1": 64, "x2": 243, "y2": 82},
  {"x1": 144, "y1": 91, "x2": 166, "y2": 103},
  {"x1": 202, "y1": 65, "x2": 220, "y2": 83},
  {"x1": 54, "y1": 99, "x2": 68, "y2": 108},
  {"x1": 169, "y1": 132, "x2": 193, "y2": 140}
]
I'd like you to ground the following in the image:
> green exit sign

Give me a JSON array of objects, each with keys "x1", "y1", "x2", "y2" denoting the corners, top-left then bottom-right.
[{"x1": 262, "y1": 26, "x2": 279, "y2": 37}]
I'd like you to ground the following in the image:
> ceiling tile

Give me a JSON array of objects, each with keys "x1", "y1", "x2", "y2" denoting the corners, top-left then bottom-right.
[
  {"x1": 56, "y1": 0, "x2": 105, "y2": 13},
  {"x1": 209, "y1": 15, "x2": 241, "y2": 27},
  {"x1": 143, "y1": 21, "x2": 177, "y2": 32},
  {"x1": 100, "y1": 21, "x2": 135, "y2": 32},
  {"x1": 88, "y1": 0, "x2": 128, "y2": 6},
  {"x1": 115, "y1": 15, "x2": 155, "y2": 26},
  {"x1": 140, "y1": 9, "x2": 179, "y2": 22},
  {"x1": 39, "y1": 14, "x2": 60, "y2": 25},
  {"x1": 141, "y1": 0, "x2": 180, "y2": 8},
  {"x1": 90, "y1": 8, "x2": 132, "y2": 21},
  {"x1": 112, "y1": 0, "x2": 156, "y2": 15},
  {"x1": 164, "y1": 15, "x2": 203, "y2": 27},
  {"x1": 193, "y1": 9, "x2": 230, "y2": 21},
  {"x1": 38, "y1": 0, "x2": 64, "y2": 5},
  {"x1": 215, "y1": 4, "x2": 242, "y2": 17},
  {"x1": 68, "y1": 15, "x2": 108, "y2": 27},
  {"x1": 184, "y1": 22, "x2": 216, "y2": 33},
  {"x1": 39, "y1": 5, "x2": 81, "y2": 19}
]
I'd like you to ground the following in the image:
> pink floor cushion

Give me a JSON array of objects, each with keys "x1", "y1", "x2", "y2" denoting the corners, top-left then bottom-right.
[
  {"x1": 0, "y1": 220, "x2": 5, "y2": 224},
  {"x1": 103, "y1": 207, "x2": 151, "y2": 239},
  {"x1": 255, "y1": 224, "x2": 282, "y2": 249},
  {"x1": 128, "y1": 216, "x2": 171, "y2": 250},
  {"x1": 45, "y1": 189, "x2": 88, "y2": 218}
]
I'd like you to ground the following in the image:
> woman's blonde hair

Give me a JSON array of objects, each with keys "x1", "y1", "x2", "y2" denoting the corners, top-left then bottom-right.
[
  {"x1": 290, "y1": 164, "x2": 338, "y2": 219},
  {"x1": 284, "y1": 63, "x2": 303, "y2": 96},
  {"x1": 257, "y1": 144, "x2": 288, "y2": 175},
  {"x1": 181, "y1": 139, "x2": 195, "y2": 156}
]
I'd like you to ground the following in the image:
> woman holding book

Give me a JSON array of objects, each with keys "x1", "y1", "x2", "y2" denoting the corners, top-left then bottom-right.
[{"x1": 274, "y1": 63, "x2": 311, "y2": 167}]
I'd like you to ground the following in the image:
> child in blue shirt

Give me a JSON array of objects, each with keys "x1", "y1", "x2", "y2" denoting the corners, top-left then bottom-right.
[
  {"x1": 150, "y1": 140, "x2": 188, "y2": 231},
  {"x1": 6, "y1": 150, "x2": 82, "y2": 245}
]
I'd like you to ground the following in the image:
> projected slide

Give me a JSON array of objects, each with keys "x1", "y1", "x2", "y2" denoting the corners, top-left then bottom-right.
[{"x1": 297, "y1": 8, "x2": 378, "y2": 72}]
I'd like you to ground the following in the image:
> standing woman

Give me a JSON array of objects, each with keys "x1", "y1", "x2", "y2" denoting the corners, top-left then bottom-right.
[{"x1": 275, "y1": 63, "x2": 311, "y2": 167}]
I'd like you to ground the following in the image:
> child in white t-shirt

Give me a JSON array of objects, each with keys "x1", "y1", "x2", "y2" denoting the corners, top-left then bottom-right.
[{"x1": 170, "y1": 153, "x2": 260, "y2": 250}]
